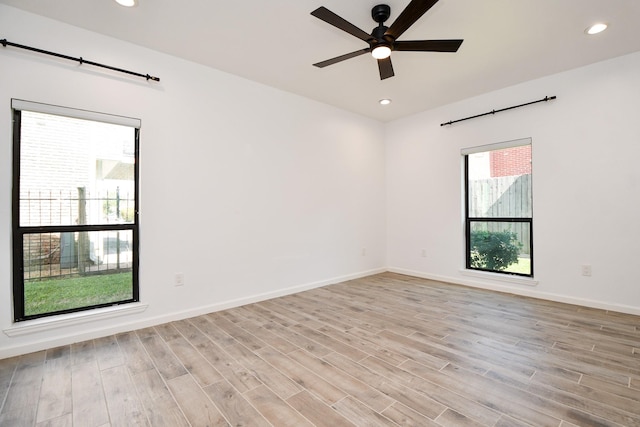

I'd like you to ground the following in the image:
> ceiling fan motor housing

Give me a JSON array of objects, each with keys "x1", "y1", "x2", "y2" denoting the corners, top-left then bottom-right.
[{"x1": 372, "y1": 25, "x2": 390, "y2": 42}]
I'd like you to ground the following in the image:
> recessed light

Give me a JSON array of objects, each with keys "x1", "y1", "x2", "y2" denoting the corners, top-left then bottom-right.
[
  {"x1": 115, "y1": 0, "x2": 137, "y2": 7},
  {"x1": 585, "y1": 23, "x2": 608, "y2": 35},
  {"x1": 379, "y1": 99, "x2": 392, "y2": 106}
]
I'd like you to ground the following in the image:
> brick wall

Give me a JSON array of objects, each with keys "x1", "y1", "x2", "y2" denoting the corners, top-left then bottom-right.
[{"x1": 490, "y1": 145, "x2": 531, "y2": 177}]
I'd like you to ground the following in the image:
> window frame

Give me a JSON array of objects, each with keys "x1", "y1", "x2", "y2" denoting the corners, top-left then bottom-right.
[
  {"x1": 463, "y1": 139, "x2": 533, "y2": 278},
  {"x1": 11, "y1": 99, "x2": 140, "y2": 322}
]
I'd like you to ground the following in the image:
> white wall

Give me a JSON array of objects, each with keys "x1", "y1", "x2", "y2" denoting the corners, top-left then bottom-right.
[
  {"x1": 386, "y1": 51, "x2": 640, "y2": 314},
  {"x1": 0, "y1": 5, "x2": 386, "y2": 358}
]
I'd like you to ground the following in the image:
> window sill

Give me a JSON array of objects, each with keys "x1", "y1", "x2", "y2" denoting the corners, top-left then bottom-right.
[
  {"x1": 460, "y1": 269, "x2": 538, "y2": 287},
  {"x1": 3, "y1": 303, "x2": 148, "y2": 337}
]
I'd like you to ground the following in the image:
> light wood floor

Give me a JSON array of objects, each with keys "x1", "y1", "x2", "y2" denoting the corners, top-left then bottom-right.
[{"x1": 1, "y1": 272, "x2": 639, "y2": 426}]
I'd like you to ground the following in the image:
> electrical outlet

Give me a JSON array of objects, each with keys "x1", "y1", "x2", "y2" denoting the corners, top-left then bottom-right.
[
  {"x1": 421, "y1": 249, "x2": 427, "y2": 258},
  {"x1": 175, "y1": 272, "x2": 185, "y2": 286},
  {"x1": 581, "y1": 265, "x2": 592, "y2": 277},
  {"x1": 361, "y1": 248, "x2": 367, "y2": 256}
]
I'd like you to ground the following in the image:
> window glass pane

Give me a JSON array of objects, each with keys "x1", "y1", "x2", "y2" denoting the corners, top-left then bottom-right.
[
  {"x1": 19, "y1": 111, "x2": 135, "y2": 227},
  {"x1": 469, "y1": 221, "x2": 531, "y2": 276},
  {"x1": 468, "y1": 145, "x2": 531, "y2": 218},
  {"x1": 23, "y1": 230, "x2": 134, "y2": 317}
]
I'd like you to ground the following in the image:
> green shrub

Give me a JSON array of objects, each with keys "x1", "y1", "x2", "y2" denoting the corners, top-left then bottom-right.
[{"x1": 470, "y1": 230, "x2": 522, "y2": 271}]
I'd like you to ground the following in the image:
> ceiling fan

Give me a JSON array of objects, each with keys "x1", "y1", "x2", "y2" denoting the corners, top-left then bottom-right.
[{"x1": 311, "y1": 0, "x2": 463, "y2": 80}]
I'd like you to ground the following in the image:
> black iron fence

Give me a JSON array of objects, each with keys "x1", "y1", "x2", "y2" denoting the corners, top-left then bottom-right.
[{"x1": 20, "y1": 187, "x2": 134, "y2": 281}]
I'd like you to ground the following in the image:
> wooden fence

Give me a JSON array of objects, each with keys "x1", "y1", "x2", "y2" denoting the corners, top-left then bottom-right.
[{"x1": 469, "y1": 174, "x2": 532, "y2": 255}]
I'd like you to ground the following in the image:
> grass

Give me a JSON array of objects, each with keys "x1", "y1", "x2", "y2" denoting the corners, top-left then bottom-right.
[
  {"x1": 24, "y1": 272, "x2": 133, "y2": 316},
  {"x1": 504, "y1": 257, "x2": 531, "y2": 275},
  {"x1": 472, "y1": 255, "x2": 532, "y2": 276}
]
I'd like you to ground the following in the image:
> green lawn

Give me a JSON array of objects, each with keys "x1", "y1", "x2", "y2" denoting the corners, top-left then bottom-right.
[{"x1": 24, "y1": 272, "x2": 133, "y2": 316}]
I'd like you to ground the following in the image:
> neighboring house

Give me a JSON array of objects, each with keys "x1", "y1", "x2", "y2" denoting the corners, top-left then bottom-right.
[{"x1": 490, "y1": 145, "x2": 532, "y2": 178}]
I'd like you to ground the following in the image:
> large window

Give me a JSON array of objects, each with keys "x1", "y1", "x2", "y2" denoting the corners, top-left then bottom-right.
[
  {"x1": 463, "y1": 139, "x2": 533, "y2": 277},
  {"x1": 12, "y1": 99, "x2": 140, "y2": 321}
]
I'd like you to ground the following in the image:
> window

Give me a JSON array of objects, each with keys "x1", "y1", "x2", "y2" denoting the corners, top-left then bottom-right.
[
  {"x1": 12, "y1": 99, "x2": 140, "y2": 321},
  {"x1": 463, "y1": 139, "x2": 533, "y2": 277}
]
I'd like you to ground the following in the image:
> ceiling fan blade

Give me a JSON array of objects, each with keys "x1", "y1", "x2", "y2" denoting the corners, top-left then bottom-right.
[
  {"x1": 377, "y1": 57, "x2": 395, "y2": 80},
  {"x1": 386, "y1": 0, "x2": 439, "y2": 40},
  {"x1": 394, "y1": 39, "x2": 463, "y2": 52},
  {"x1": 311, "y1": 7, "x2": 373, "y2": 43},
  {"x1": 313, "y1": 48, "x2": 370, "y2": 68}
]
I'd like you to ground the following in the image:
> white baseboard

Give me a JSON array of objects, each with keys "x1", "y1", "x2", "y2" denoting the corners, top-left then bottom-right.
[
  {"x1": 0, "y1": 267, "x2": 386, "y2": 359},
  {"x1": 387, "y1": 267, "x2": 640, "y2": 316}
]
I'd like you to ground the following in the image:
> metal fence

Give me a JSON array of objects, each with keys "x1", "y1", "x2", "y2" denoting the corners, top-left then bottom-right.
[{"x1": 21, "y1": 187, "x2": 134, "y2": 281}]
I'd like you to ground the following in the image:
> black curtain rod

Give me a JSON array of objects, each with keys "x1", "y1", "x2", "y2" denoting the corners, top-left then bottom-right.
[
  {"x1": 440, "y1": 95, "x2": 556, "y2": 127},
  {"x1": 1, "y1": 38, "x2": 160, "y2": 82}
]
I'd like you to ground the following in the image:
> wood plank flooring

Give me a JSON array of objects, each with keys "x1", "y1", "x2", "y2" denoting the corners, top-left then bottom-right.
[{"x1": 1, "y1": 272, "x2": 639, "y2": 426}]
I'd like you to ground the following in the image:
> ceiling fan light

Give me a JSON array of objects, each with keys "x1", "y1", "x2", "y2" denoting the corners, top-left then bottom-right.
[
  {"x1": 115, "y1": 0, "x2": 137, "y2": 7},
  {"x1": 585, "y1": 23, "x2": 608, "y2": 35},
  {"x1": 372, "y1": 45, "x2": 391, "y2": 60}
]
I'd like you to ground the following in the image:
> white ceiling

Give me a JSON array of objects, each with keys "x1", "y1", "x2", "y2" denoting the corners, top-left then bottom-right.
[{"x1": 2, "y1": 0, "x2": 640, "y2": 122}]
